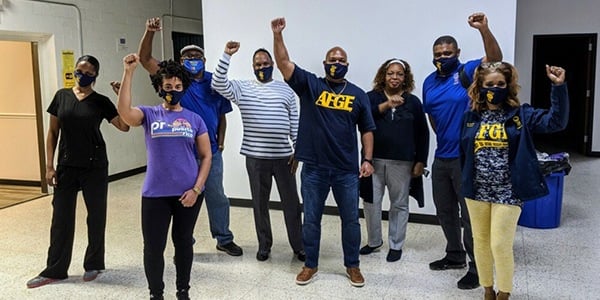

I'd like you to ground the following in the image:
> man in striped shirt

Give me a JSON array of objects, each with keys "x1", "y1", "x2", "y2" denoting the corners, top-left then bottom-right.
[{"x1": 211, "y1": 41, "x2": 305, "y2": 263}]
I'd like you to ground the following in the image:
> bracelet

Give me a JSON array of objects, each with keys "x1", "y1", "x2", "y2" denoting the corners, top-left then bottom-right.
[
  {"x1": 192, "y1": 186, "x2": 201, "y2": 194},
  {"x1": 362, "y1": 158, "x2": 373, "y2": 165}
]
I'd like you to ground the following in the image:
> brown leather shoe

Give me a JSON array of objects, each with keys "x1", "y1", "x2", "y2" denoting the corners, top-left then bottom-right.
[
  {"x1": 295, "y1": 266, "x2": 318, "y2": 285},
  {"x1": 497, "y1": 291, "x2": 510, "y2": 300},
  {"x1": 346, "y1": 267, "x2": 365, "y2": 287},
  {"x1": 484, "y1": 286, "x2": 497, "y2": 300}
]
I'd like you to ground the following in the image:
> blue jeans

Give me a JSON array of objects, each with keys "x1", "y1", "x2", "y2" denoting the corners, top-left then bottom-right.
[
  {"x1": 301, "y1": 164, "x2": 360, "y2": 269},
  {"x1": 203, "y1": 151, "x2": 234, "y2": 245}
]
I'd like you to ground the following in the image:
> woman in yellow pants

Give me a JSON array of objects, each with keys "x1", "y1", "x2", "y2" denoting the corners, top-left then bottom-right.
[{"x1": 460, "y1": 62, "x2": 569, "y2": 299}]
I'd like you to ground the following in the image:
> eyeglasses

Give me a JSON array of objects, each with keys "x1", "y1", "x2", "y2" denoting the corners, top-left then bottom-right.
[{"x1": 479, "y1": 62, "x2": 504, "y2": 70}]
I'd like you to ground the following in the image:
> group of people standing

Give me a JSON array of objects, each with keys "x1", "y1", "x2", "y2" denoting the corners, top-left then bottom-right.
[{"x1": 26, "y1": 11, "x2": 569, "y2": 300}]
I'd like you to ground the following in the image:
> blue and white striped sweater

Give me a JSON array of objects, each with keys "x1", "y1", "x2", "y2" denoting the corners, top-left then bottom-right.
[{"x1": 211, "y1": 53, "x2": 298, "y2": 159}]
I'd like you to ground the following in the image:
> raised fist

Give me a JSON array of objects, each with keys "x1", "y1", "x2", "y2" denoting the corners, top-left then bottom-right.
[
  {"x1": 271, "y1": 18, "x2": 286, "y2": 33},
  {"x1": 546, "y1": 65, "x2": 566, "y2": 85},
  {"x1": 146, "y1": 17, "x2": 161, "y2": 32},
  {"x1": 468, "y1": 12, "x2": 488, "y2": 30},
  {"x1": 123, "y1": 53, "x2": 139, "y2": 71},
  {"x1": 225, "y1": 41, "x2": 240, "y2": 56}
]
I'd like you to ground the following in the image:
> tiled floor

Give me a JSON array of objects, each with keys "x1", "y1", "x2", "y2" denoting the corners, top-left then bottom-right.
[{"x1": 1, "y1": 154, "x2": 598, "y2": 299}]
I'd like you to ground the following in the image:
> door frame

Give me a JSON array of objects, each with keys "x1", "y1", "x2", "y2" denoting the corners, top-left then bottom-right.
[{"x1": 531, "y1": 33, "x2": 598, "y2": 156}]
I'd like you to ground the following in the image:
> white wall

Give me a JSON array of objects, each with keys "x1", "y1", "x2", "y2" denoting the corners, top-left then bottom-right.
[
  {"x1": 0, "y1": 0, "x2": 202, "y2": 176},
  {"x1": 515, "y1": 0, "x2": 600, "y2": 153},
  {"x1": 203, "y1": 0, "x2": 517, "y2": 215}
]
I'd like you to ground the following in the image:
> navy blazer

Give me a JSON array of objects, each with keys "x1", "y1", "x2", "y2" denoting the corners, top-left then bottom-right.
[{"x1": 460, "y1": 84, "x2": 569, "y2": 201}]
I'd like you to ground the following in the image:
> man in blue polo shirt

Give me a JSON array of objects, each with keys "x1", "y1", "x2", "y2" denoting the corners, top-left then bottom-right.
[
  {"x1": 422, "y1": 12, "x2": 502, "y2": 290},
  {"x1": 271, "y1": 17, "x2": 376, "y2": 288},
  {"x1": 137, "y1": 17, "x2": 242, "y2": 256}
]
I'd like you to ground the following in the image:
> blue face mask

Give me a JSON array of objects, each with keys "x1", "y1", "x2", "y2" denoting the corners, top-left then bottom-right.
[
  {"x1": 480, "y1": 87, "x2": 508, "y2": 105},
  {"x1": 433, "y1": 56, "x2": 459, "y2": 75},
  {"x1": 254, "y1": 66, "x2": 274, "y2": 82},
  {"x1": 74, "y1": 70, "x2": 96, "y2": 87},
  {"x1": 183, "y1": 59, "x2": 204, "y2": 75},
  {"x1": 159, "y1": 89, "x2": 185, "y2": 106},
  {"x1": 324, "y1": 62, "x2": 348, "y2": 80}
]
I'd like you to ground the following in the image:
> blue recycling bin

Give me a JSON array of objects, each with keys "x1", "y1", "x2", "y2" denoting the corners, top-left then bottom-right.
[{"x1": 518, "y1": 172, "x2": 565, "y2": 229}]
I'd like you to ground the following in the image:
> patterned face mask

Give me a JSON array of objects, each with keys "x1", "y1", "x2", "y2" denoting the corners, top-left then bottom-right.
[
  {"x1": 480, "y1": 86, "x2": 508, "y2": 105},
  {"x1": 324, "y1": 62, "x2": 348, "y2": 80},
  {"x1": 254, "y1": 66, "x2": 273, "y2": 82},
  {"x1": 159, "y1": 89, "x2": 185, "y2": 105}
]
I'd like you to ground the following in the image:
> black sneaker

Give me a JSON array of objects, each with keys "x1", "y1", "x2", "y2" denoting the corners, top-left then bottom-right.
[
  {"x1": 386, "y1": 249, "x2": 402, "y2": 262},
  {"x1": 294, "y1": 250, "x2": 306, "y2": 262},
  {"x1": 457, "y1": 271, "x2": 480, "y2": 289},
  {"x1": 216, "y1": 241, "x2": 243, "y2": 256},
  {"x1": 150, "y1": 294, "x2": 164, "y2": 300},
  {"x1": 429, "y1": 257, "x2": 467, "y2": 270},
  {"x1": 176, "y1": 289, "x2": 190, "y2": 300},
  {"x1": 359, "y1": 243, "x2": 383, "y2": 255},
  {"x1": 256, "y1": 250, "x2": 270, "y2": 261}
]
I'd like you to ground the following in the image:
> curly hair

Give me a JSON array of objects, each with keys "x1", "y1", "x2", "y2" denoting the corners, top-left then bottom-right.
[
  {"x1": 372, "y1": 58, "x2": 415, "y2": 93},
  {"x1": 150, "y1": 60, "x2": 191, "y2": 93},
  {"x1": 467, "y1": 61, "x2": 521, "y2": 112}
]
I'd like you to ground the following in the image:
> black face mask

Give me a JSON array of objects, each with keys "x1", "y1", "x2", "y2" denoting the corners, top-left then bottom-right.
[
  {"x1": 254, "y1": 66, "x2": 273, "y2": 82},
  {"x1": 433, "y1": 56, "x2": 459, "y2": 75},
  {"x1": 479, "y1": 87, "x2": 508, "y2": 105},
  {"x1": 74, "y1": 71, "x2": 96, "y2": 87},
  {"x1": 159, "y1": 89, "x2": 185, "y2": 105},
  {"x1": 324, "y1": 62, "x2": 348, "y2": 80}
]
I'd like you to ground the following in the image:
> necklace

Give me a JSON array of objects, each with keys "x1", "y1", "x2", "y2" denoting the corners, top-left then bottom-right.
[
  {"x1": 325, "y1": 80, "x2": 348, "y2": 96},
  {"x1": 384, "y1": 90, "x2": 404, "y2": 120}
]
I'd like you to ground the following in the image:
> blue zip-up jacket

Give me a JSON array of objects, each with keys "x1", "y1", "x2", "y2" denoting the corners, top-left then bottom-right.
[{"x1": 460, "y1": 84, "x2": 569, "y2": 202}]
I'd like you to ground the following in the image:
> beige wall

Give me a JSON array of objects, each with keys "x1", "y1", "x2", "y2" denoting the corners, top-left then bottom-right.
[{"x1": 0, "y1": 41, "x2": 40, "y2": 181}]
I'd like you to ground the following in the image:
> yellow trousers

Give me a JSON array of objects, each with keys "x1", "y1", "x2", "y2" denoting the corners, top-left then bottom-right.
[{"x1": 465, "y1": 198, "x2": 521, "y2": 293}]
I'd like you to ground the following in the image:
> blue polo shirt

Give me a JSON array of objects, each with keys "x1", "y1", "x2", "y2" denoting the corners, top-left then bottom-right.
[
  {"x1": 422, "y1": 59, "x2": 481, "y2": 158},
  {"x1": 180, "y1": 71, "x2": 233, "y2": 153},
  {"x1": 286, "y1": 65, "x2": 375, "y2": 172}
]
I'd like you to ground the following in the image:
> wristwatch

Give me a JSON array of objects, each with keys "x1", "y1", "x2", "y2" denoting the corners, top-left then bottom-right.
[
  {"x1": 192, "y1": 186, "x2": 201, "y2": 194},
  {"x1": 362, "y1": 158, "x2": 373, "y2": 165}
]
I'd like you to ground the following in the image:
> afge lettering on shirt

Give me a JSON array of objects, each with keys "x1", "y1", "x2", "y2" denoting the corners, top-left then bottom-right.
[
  {"x1": 474, "y1": 123, "x2": 508, "y2": 152},
  {"x1": 150, "y1": 118, "x2": 194, "y2": 138},
  {"x1": 315, "y1": 91, "x2": 354, "y2": 112}
]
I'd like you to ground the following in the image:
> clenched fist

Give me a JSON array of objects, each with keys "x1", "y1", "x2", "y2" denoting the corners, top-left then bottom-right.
[
  {"x1": 146, "y1": 17, "x2": 161, "y2": 32},
  {"x1": 225, "y1": 41, "x2": 240, "y2": 56}
]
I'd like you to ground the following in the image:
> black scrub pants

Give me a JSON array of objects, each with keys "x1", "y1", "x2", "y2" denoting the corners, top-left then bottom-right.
[{"x1": 40, "y1": 165, "x2": 108, "y2": 279}]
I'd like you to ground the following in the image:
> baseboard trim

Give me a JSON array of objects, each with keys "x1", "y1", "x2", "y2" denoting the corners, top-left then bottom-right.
[
  {"x1": 0, "y1": 179, "x2": 41, "y2": 186},
  {"x1": 229, "y1": 198, "x2": 439, "y2": 225},
  {"x1": 108, "y1": 166, "x2": 146, "y2": 182}
]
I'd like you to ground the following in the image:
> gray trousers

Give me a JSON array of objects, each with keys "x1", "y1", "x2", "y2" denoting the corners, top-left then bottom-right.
[
  {"x1": 363, "y1": 159, "x2": 412, "y2": 251},
  {"x1": 431, "y1": 157, "x2": 476, "y2": 273},
  {"x1": 245, "y1": 156, "x2": 303, "y2": 253}
]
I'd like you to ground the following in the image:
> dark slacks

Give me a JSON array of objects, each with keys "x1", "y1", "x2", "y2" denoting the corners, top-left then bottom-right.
[
  {"x1": 142, "y1": 194, "x2": 202, "y2": 296},
  {"x1": 431, "y1": 158, "x2": 476, "y2": 273},
  {"x1": 40, "y1": 165, "x2": 108, "y2": 279},
  {"x1": 245, "y1": 156, "x2": 303, "y2": 253}
]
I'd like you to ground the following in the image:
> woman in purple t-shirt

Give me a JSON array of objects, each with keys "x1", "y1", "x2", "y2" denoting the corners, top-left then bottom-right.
[{"x1": 117, "y1": 53, "x2": 211, "y2": 300}]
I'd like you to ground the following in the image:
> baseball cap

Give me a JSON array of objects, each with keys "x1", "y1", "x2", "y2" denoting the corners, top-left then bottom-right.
[{"x1": 180, "y1": 45, "x2": 204, "y2": 56}]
